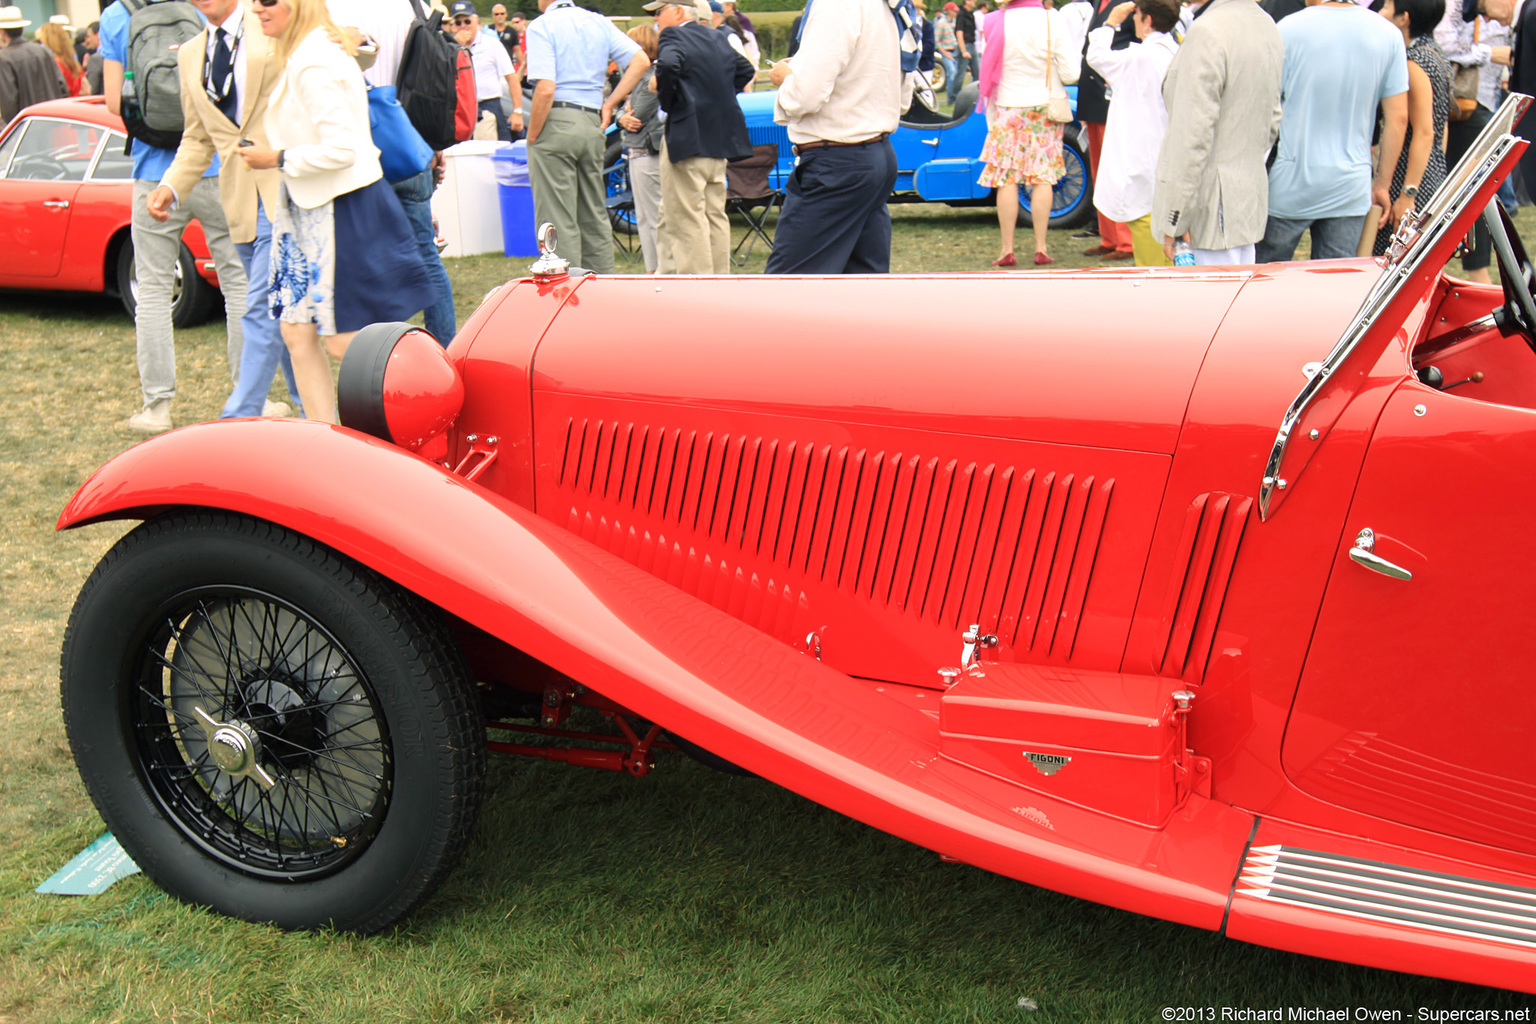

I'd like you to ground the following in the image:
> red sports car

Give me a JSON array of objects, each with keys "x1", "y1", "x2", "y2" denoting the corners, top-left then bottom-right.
[
  {"x1": 55, "y1": 95, "x2": 1536, "y2": 995},
  {"x1": 0, "y1": 97, "x2": 220, "y2": 325}
]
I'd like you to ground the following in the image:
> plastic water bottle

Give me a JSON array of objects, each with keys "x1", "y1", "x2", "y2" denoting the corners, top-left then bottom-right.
[
  {"x1": 1173, "y1": 240, "x2": 1195, "y2": 267},
  {"x1": 121, "y1": 70, "x2": 140, "y2": 121}
]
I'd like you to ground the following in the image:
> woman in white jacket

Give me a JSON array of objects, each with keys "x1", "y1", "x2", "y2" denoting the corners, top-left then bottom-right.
[{"x1": 239, "y1": 0, "x2": 433, "y2": 424}]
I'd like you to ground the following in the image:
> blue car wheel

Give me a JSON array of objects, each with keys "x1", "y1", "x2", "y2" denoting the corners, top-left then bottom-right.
[{"x1": 1019, "y1": 134, "x2": 1092, "y2": 231}]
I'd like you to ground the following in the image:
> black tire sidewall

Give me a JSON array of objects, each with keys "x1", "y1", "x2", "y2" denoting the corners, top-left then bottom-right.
[
  {"x1": 62, "y1": 515, "x2": 478, "y2": 932},
  {"x1": 115, "y1": 237, "x2": 215, "y2": 327}
]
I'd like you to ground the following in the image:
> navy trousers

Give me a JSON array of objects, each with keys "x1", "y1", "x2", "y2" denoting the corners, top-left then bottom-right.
[{"x1": 765, "y1": 140, "x2": 898, "y2": 275}]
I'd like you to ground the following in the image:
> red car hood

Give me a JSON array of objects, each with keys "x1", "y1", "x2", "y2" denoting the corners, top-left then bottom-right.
[{"x1": 527, "y1": 266, "x2": 1377, "y2": 456}]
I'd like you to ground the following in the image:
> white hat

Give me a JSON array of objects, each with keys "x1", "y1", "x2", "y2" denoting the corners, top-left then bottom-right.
[
  {"x1": 0, "y1": 6, "x2": 32, "y2": 29},
  {"x1": 48, "y1": 13, "x2": 70, "y2": 24}
]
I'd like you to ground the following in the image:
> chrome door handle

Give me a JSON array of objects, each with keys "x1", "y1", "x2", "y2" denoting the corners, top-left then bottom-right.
[
  {"x1": 42, "y1": 200, "x2": 70, "y2": 209},
  {"x1": 922, "y1": 137, "x2": 940, "y2": 147},
  {"x1": 1348, "y1": 528, "x2": 1412, "y2": 581}
]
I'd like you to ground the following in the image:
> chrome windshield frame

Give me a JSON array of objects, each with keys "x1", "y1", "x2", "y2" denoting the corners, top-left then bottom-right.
[{"x1": 1256, "y1": 93, "x2": 1533, "y2": 521}]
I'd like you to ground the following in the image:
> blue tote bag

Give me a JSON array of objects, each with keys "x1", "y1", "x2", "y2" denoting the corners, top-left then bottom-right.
[{"x1": 367, "y1": 85, "x2": 435, "y2": 184}]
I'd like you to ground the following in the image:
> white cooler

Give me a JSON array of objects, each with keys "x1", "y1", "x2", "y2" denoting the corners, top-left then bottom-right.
[{"x1": 431, "y1": 140, "x2": 505, "y2": 258}]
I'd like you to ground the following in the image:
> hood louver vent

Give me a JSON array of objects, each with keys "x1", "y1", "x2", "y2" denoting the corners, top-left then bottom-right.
[
  {"x1": 555, "y1": 419, "x2": 1115, "y2": 659},
  {"x1": 1149, "y1": 492, "x2": 1250, "y2": 682}
]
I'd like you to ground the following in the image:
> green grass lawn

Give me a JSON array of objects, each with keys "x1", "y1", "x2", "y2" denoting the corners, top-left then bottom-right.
[{"x1": 0, "y1": 205, "x2": 1530, "y2": 1023}]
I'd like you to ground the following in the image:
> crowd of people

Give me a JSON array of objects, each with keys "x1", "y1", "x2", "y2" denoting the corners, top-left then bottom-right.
[
  {"x1": 1, "y1": 0, "x2": 1531, "y2": 435},
  {"x1": 922, "y1": 0, "x2": 1521, "y2": 271}
]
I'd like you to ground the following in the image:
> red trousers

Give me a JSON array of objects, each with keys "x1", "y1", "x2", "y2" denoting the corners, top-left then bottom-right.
[{"x1": 1085, "y1": 122, "x2": 1133, "y2": 253}]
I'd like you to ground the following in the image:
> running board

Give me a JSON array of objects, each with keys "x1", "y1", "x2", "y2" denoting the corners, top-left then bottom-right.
[
  {"x1": 1239, "y1": 845, "x2": 1536, "y2": 951},
  {"x1": 1227, "y1": 823, "x2": 1536, "y2": 993}
]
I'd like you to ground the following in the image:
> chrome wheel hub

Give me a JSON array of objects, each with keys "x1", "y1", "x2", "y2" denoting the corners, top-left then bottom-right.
[{"x1": 192, "y1": 705, "x2": 276, "y2": 790}]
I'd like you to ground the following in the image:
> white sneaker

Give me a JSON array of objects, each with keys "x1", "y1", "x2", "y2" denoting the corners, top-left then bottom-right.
[
  {"x1": 262, "y1": 400, "x2": 292, "y2": 418},
  {"x1": 126, "y1": 399, "x2": 173, "y2": 434}
]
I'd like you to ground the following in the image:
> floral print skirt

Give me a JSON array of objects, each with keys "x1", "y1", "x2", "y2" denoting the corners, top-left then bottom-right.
[
  {"x1": 978, "y1": 105, "x2": 1065, "y2": 188},
  {"x1": 270, "y1": 187, "x2": 340, "y2": 335},
  {"x1": 270, "y1": 177, "x2": 434, "y2": 336}
]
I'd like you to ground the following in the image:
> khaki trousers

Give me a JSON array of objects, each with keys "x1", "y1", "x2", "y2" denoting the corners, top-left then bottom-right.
[
  {"x1": 658, "y1": 138, "x2": 729, "y2": 275},
  {"x1": 528, "y1": 107, "x2": 614, "y2": 274}
]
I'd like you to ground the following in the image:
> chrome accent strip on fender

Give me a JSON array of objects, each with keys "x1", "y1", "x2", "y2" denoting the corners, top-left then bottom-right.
[
  {"x1": 1258, "y1": 93, "x2": 1533, "y2": 521},
  {"x1": 1237, "y1": 845, "x2": 1536, "y2": 949}
]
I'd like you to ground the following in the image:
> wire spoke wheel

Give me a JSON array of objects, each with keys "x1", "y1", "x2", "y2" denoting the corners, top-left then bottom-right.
[
  {"x1": 62, "y1": 513, "x2": 485, "y2": 933},
  {"x1": 132, "y1": 588, "x2": 391, "y2": 879}
]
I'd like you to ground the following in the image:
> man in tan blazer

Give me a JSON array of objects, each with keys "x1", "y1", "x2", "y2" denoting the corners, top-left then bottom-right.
[
  {"x1": 146, "y1": 0, "x2": 300, "y2": 419},
  {"x1": 1149, "y1": 0, "x2": 1283, "y2": 265}
]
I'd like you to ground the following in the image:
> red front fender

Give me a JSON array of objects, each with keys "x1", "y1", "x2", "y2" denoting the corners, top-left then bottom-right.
[{"x1": 59, "y1": 418, "x2": 1252, "y2": 930}]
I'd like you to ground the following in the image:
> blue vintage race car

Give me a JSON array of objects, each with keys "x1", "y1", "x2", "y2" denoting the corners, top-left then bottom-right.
[
  {"x1": 604, "y1": 83, "x2": 1093, "y2": 235},
  {"x1": 736, "y1": 82, "x2": 1093, "y2": 229}
]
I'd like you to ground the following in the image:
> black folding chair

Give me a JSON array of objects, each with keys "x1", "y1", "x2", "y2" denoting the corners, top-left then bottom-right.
[
  {"x1": 605, "y1": 148, "x2": 640, "y2": 264},
  {"x1": 725, "y1": 144, "x2": 781, "y2": 266}
]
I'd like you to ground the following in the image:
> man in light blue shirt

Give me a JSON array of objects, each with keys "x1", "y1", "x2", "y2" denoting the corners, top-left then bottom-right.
[
  {"x1": 101, "y1": 0, "x2": 247, "y2": 433},
  {"x1": 524, "y1": 0, "x2": 649, "y2": 272},
  {"x1": 1255, "y1": 0, "x2": 1409, "y2": 262}
]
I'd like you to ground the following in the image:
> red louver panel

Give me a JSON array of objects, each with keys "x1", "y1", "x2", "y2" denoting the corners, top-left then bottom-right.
[{"x1": 535, "y1": 403, "x2": 1168, "y2": 686}]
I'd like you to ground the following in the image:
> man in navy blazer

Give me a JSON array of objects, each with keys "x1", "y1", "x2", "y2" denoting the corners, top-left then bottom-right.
[{"x1": 647, "y1": 0, "x2": 754, "y2": 273}]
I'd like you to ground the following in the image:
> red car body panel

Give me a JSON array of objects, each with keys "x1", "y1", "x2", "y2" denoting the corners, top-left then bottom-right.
[
  {"x1": 0, "y1": 98, "x2": 217, "y2": 295},
  {"x1": 57, "y1": 114, "x2": 1536, "y2": 991},
  {"x1": 56, "y1": 420, "x2": 1257, "y2": 931}
]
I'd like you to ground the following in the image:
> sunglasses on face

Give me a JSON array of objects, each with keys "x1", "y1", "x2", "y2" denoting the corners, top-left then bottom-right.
[
  {"x1": 254, "y1": 0, "x2": 281, "y2": 7},
  {"x1": 453, "y1": 16, "x2": 475, "y2": 24}
]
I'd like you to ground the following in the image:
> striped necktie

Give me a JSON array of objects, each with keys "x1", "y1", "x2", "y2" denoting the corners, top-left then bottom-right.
[{"x1": 211, "y1": 28, "x2": 237, "y2": 123}]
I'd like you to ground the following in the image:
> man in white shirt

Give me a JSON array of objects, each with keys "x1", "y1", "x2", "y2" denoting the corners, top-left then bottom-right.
[
  {"x1": 450, "y1": 0, "x2": 523, "y2": 142},
  {"x1": 764, "y1": 0, "x2": 913, "y2": 273},
  {"x1": 328, "y1": 0, "x2": 458, "y2": 344}
]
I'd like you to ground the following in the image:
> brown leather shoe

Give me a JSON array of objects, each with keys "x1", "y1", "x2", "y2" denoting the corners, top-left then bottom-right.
[
  {"x1": 1100, "y1": 250, "x2": 1135, "y2": 261},
  {"x1": 1082, "y1": 244, "x2": 1116, "y2": 256}
]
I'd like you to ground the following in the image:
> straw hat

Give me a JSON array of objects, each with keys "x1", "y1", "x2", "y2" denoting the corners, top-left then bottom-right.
[{"x1": 0, "y1": 6, "x2": 32, "y2": 29}]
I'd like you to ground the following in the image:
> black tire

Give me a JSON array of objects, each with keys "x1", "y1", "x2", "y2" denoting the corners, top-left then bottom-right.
[
  {"x1": 115, "y1": 235, "x2": 219, "y2": 328},
  {"x1": 60, "y1": 512, "x2": 486, "y2": 933},
  {"x1": 1019, "y1": 133, "x2": 1093, "y2": 231}
]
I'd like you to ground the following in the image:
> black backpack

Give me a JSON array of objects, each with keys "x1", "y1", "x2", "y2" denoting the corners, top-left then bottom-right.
[
  {"x1": 396, "y1": 0, "x2": 459, "y2": 152},
  {"x1": 119, "y1": 0, "x2": 203, "y2": 151}
]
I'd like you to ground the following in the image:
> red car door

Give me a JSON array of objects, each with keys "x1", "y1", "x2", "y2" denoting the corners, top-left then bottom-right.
[
  {"x1": 1284, "y1": 382, "x2": 1536, "y2": 857},
  {"x1": 0, "y1": 116, "x2": 104, "y2": 281}
]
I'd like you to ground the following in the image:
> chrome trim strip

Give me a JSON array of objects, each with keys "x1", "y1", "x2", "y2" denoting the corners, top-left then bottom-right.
[
  {"x1": 1238, "y1": 845, "x2": 1536, "y2": 950},
  {"x1": 1257, "y1": 93, "x2": 1533, "y2": 521}
]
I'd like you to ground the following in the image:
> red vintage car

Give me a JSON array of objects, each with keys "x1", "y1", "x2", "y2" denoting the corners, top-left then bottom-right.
[
  {"x1": 55, "y1": 97, "x2": 1536, "y2": 994},
  {"x1": 0, "y1": 97, "x2": 220, "y2": 325}
]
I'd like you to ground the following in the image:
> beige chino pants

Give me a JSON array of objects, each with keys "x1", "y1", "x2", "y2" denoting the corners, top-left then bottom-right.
[{"x1": 658, "y1": 138, "x2": 729, "y2": 275}]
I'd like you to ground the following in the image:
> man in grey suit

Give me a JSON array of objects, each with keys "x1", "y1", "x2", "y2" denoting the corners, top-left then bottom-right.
[{"x1": 1150, "y1": 0, "x2": 1283, "y2": 265}]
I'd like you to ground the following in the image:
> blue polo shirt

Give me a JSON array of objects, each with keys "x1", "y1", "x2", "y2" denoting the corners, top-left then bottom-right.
[
  {"x1": 524, "y1": 0, "x2": 640, "y2": 109},
  {"x1": 98, "y1": 0, "x2": 220, "y2": 183}
]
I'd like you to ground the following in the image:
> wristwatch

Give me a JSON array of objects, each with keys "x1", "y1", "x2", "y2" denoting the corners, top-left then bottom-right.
[
  {"x1": 1403, "y1": 184, "x2": 1419, "y2": 198},
  {"x1": 277, "y1": 150, "x2": 285, "y2": 170}
]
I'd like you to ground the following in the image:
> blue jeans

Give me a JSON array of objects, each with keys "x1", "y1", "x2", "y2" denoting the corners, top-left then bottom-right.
[
  {"x1": 939, "y1": 52, "x2": 960, "y2": 105},
  {"x1": 221, "y1": 202, "x2": 301, "y2": 418},
  {"x1": 392, "y1": 169, "x2": 457, "y2": 345},
  {"x1": 1255, "y1": 213, "x2": 1366, "y2": 263}
]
